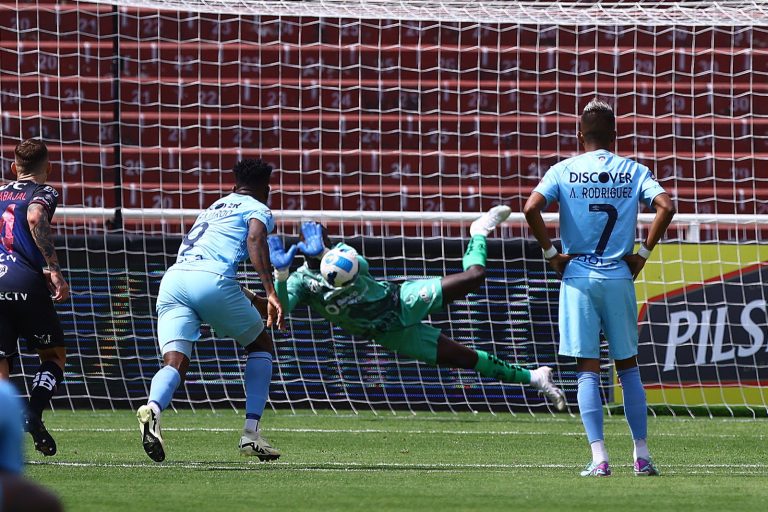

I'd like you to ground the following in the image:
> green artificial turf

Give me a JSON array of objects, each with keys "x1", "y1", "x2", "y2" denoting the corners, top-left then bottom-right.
[{"x1": 24, "y1": 410, "x2": 768, "y2": 511}]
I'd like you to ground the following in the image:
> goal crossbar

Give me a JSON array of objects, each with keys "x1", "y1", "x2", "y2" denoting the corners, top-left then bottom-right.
[
  {"x1": 84, "y1": 0, "x2": 768, "y2": 26},
  {"x1": 56, "y1": 208, "x2": 768, "y2": 226}
]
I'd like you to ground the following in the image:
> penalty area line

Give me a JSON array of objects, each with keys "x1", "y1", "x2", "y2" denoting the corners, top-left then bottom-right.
[
  {"x1": 48, "y1": 426, "x2": 766, "y2": 439},
  {"x1": 25, "y1": 460, "x2": 768, "y2": 473}
]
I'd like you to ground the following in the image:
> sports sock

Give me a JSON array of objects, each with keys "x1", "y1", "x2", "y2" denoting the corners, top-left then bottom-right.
[
  {"x1": 28, "y1": 360, "x2": 64, "y2": 418},
  {"x1": 590, "y1": 440, "x2": 609, "y2": 465},
  {"x1": 474, "y1": 350, "x2": 531, "y2": 384},
  {"x1": 244, "y1": 351, "x2": 273, "y2": 430},
  {"x1": 147, "y1": 365, "x2": 181, "y2": 411},
  {"x1": 617, "y1": 366, "x2": 650, "y2": 459},
  {"x1": 577, "y1": 371, "x2": 604, "y2": 450},
  {"x1": 462, "y1": 235, "x2": 487, "y2": 270},
  {"x1": 633, "y1": 438, "x2": 650, "y2": 461},
  {"x1": 244, "y1": 418, "x2": 260, "y2": 433}
]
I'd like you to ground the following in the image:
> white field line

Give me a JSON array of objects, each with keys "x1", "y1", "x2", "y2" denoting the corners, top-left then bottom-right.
[
  {"x1": 52, "y1": 412, "x2": 768, "y2": 424},
  {"x1": 49, "y1": 427, "x2": 767, "y2": 439},
  {"x1": 26, "y1": 460, "x2": 768, "y2": 474}
]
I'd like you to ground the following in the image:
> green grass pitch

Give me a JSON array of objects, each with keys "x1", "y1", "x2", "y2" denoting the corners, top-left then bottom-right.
[{"x1": 25, "y1": 410, "x2": 768, "y2": 511}]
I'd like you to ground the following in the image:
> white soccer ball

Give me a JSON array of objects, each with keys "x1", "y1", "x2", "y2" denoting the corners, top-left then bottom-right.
[{"x1": 320, "y1": 247, "x2": 359, "y2": 287}]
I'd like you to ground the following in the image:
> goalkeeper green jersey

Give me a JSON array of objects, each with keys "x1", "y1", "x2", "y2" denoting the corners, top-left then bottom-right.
[{"x1": 276, "y1": 243, "x2": 400, "y2": 337}]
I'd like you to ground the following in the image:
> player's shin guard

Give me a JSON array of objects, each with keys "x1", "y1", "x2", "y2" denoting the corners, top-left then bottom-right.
[
  {"x1": 28, "y1": 360, "x2": 63, "y2": 419},
  {"x1": 577, "y1": 372, "x2": 604, "y2": 444},
  {"x1": 462, "y1": 235, "x2": 487, "y2": 270},
  {"x1": 244, "y1": 351, "x2": 273, "y2": 427},
  {"x1": 147, "y1": 365, "x2": 181, "y2": 411},
  {"x1": 474, "y1": 350, "x2": 531, "y2": 384}
]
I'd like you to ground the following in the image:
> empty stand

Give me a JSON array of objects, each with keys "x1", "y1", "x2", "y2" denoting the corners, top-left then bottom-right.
[{"x1": 0, "y1": 3, "x2": 766, "y2": 237}]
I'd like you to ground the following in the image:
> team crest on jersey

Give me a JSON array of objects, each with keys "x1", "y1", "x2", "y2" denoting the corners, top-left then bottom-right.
[{"x1": 0, "y1": 264, "x2": 6, "y2": 279}]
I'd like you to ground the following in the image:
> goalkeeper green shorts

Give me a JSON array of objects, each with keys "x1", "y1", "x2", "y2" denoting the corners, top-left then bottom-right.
[{"x1": 374, "y1": 278, "x2": 444, "y2": 365}]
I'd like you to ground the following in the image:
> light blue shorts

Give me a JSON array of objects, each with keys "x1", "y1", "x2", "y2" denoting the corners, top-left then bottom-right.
[
  {"x1": 558, "y1": 277, "x2": 638, "y2": 361},
  {"x1": 156, "y1": 268, "x2": 264, "y2": 358}
]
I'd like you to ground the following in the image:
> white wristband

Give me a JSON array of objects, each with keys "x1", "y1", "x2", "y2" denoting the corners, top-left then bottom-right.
[
  {"x1": 542, "y1": 246, "x2": 558, "y2": 260},
  {"x1": 274, "y1": 268, "x2": 289, "y2": 282},
  {"x1": 637, "y1": 244, "x2": 652, "y2": 260}
]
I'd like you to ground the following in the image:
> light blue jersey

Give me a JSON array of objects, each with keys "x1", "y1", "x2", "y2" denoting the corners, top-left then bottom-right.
[
  {"x1": 0, "y1": 380, "x2": 24, "y2": 475},
  {"x1": 534, "y1": 149, "x2": 665, "y2": 279},
  {"x1": 157, "y1": 193, "x2": 274, "y2": 355},
  {"x1": 172, "y1": 193, "x2": 275, "y2": 278}
]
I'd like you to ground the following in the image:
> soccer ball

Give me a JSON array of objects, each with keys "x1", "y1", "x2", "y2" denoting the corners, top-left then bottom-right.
[{"x1": 320, "y1": 247, "x2": 359, "y2": 287}]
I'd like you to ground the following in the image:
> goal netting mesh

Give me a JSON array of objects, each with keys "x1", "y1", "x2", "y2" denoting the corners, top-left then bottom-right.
[{"x1": 1, "y1": 0, "x2": 767, "y2": 415}]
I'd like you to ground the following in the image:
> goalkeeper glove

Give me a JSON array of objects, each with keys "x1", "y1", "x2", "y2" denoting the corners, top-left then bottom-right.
[
  {"x1": 267, "y1": 235, "x2": 298, "y2": 281},
  {"x1": 297, "y1": 221, "x2": 329, "y2": 259}
]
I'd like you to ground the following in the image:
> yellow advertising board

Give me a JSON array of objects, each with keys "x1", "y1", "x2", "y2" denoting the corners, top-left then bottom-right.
[{"x1": 615, "y1": 243, "x2": 768, "y2": 406}]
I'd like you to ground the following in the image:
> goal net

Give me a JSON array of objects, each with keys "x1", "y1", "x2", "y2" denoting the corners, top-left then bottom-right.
[{"x1": 1, "y1": 0, "x2": 767, "y2": 415}]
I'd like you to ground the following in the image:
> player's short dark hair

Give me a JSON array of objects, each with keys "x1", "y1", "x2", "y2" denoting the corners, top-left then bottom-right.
[
  {"x1": 233, "y1": 158, "x2": 273, "y2": 189},
  {"x1": 14, "y1": 139, "x2": 49, "y2": 174},
  {"x1": 580, "y1": 99, "x2": 616, "y2": 146}
]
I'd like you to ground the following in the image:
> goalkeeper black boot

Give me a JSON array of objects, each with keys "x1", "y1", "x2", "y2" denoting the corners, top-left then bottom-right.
[{"x1": 26, "y1": 413, "x2": 57, "y2": 456}]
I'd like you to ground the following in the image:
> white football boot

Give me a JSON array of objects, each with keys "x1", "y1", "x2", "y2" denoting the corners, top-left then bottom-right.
[
  {"x1": 470, "y1": 205, "x2": 512, "y2": 237},
  {"x1": 531, "y1": 366, "x2": 567, "y2": 411},
  {"x1": 137, "y1": 404, "x2": 166, "y2": 462},
  {"x1": 239, "y1": 430, "x2": 281, "y2": 461}
]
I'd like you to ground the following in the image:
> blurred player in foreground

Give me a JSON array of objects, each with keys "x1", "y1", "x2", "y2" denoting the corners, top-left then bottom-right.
[
  {"x1": 264, "y1": 207, "x2": 566, "y2": 410},
  {"x1": 0, "y1": 139, "x2": 70, "y2": 457},
  {"x1": 136, "y1": 159, "x2": 283, "y2": 462},
  {"x1": 523, "y1": 99, "x2": 675, "y2": 476},
  {"x1": 0, "y1": 380, "x2": 63, "y2": 511}
]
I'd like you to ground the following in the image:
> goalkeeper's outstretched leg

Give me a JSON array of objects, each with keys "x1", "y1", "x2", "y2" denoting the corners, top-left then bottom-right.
[
  {"x1": 435, "y1": 334, "x2": 566, "y2": 411},
  {"x1": 435, "y1": 206, "x2": 565, "y2": 410},
  {"x1": 441, "y1": 205, "x2": 509, "y2": 305}
]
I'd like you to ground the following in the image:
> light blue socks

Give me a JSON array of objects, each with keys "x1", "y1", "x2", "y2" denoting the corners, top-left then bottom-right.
[
  {"x1": 148, "y1": 365, "x2": 181, "y2": 411},
  {"x1": 245, "y1": 352, "x2": 273, "y2": 424},
  {"x1": 618, "y1": 366, "x2": 648, "y2": 441},
  {"x1": 577, "y1": 371, "x2": 603, "y2": 444}
]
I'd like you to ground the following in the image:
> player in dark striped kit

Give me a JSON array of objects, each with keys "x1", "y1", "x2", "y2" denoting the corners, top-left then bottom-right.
[{"x1": 0, "y1": 139, "x2": 70, "y2": 456}]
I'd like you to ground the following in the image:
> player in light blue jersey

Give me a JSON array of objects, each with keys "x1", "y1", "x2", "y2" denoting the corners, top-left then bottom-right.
[
  {"x1": 524, "y1": 99, "x2": 675, "y2": 477},
  {"x1": 136, "y1": 159, "x2": 284, "y2": 463},
  {"x1": 0, "y1": 380, "x2": 62, "y2": 511}
]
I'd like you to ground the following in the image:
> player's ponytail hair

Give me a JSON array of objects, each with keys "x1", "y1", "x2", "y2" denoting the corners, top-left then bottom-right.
[
  {"x1": 14, "y1": 139, "x2": 49, "y2": 174},
  {"x1": 233, "y1": 158, "x2": 273, "y2": 189}
]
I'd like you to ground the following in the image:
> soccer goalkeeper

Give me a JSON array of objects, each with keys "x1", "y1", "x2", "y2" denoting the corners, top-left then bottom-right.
[{"x1": 263, "y1": 207, "x2": 566, "y2": 409}]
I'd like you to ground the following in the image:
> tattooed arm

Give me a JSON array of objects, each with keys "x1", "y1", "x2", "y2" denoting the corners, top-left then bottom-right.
[{"x1": 27, "y1": 204, "x2": 69, "y2": 302}]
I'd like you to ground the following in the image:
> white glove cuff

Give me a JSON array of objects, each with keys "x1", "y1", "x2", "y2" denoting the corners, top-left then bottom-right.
[{"x1": 274, "y1": 268, "x2": 290, "y2": 282}]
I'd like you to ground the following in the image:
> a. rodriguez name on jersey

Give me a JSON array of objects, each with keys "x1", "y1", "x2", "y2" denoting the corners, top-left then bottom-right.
[{"x1": 568, "y1": 170, "x2": 634, "y2": 199}]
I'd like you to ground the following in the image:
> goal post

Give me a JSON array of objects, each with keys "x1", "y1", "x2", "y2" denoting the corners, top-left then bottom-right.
[{"x1": 1, "y1": 0, "x2": 767, "y2": 415}]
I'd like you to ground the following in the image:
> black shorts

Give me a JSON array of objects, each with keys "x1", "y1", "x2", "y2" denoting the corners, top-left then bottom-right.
[{"x1": 0, "y1": 291, "x2": 65, "y2": 359}]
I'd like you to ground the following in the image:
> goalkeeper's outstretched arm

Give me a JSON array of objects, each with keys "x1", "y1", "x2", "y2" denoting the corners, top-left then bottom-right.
[{"x1": 275, "y1": 276, "x2": 303, "y2": 315}]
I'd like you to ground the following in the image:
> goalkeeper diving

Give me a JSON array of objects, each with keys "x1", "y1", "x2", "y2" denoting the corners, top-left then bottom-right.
[{"x1": 264, "y1": 206, "x2": 566, "y2": 409}]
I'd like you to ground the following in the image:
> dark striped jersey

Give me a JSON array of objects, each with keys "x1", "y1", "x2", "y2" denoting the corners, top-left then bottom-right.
[{"x1": 0, "y1": 180, "x2": 59, "y2": 292}]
